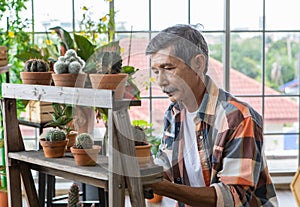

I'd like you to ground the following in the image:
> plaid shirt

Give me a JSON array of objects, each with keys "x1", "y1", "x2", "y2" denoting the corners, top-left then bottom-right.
[{"x1": 156, "y1": 76, "x2": 278, "y2": 207}]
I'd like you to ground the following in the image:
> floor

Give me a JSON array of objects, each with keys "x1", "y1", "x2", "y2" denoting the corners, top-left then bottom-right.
[{"x1": 21, "y1": 189, "x2": 297, "y2": 207}]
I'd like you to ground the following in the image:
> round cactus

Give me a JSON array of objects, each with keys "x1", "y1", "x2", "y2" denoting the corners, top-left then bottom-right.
[
  {"x1": 24, "y1": 58, "x2": 50, "y2": 72},
  {"x1": 67, "y1": 183, "x2": 81, "y2": 207},
  {"x1": 75, "y1": 133, "x2": 94, "y2": 149},
  {"x1": 68, "y1": 61, "x2": 82, "y2": 74},
  {"x1": 45, "y1": 129, "x2": 66, "y2": 142},
  {"x1": 54, "y1": 49, "x2": 85, "y2": 74}
]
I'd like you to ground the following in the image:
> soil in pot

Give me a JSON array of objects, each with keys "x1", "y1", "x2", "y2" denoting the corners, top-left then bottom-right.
[
  {"x1": 39, "y1": 138, "x2": 68, "y2": 158},
  {"x1": 89, "y1": 73, "x2": 128, "y2": 99},
  {"x1": 20, "y1": 72, "x2": 53, "y2": 85},
  {"x1": 52, "y1": 73, "x2": 87, "y2": 87},
  {"x1": 71, "y1": 145, "x2": 101, "y2": 166}
]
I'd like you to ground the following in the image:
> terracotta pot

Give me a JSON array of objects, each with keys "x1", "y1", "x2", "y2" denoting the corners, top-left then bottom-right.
[
  {"x1": 89, "y1": 73, "x2": 128, "y2": 99},
  {"x1": 66, "y1": 131, "x2": 78, "y2": 152},
  {"x1": 0, "y1": 190, "x2": 8, "y2": 207},
  {"x1": 71, "y1": 145, "x2": 101, "y2": 166},
  {"x1": 52, "y1": 73, "x2": 87, "y2": 87},
  {"x1": 147, "y1": 193, "x2": 163, "y2": 203},
  {"x1": 135, "y1": 143, "x2": 152, "y2": 165},
  {"x1": 39, "y1": 138, "x2": 68, "y2": 158},
  {"x1": 20, "y1": 72, "x2": 52, "y2": 85}
]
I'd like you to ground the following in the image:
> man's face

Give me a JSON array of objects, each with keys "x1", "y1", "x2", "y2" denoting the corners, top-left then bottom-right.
[{"x1": 151, "y1": 47, "x2": 200, "y2": 103}]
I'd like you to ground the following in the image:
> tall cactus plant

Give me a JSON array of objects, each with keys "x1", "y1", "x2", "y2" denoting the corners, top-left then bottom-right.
[{"x1": 67, "y1": 183, "x2": 81, "y2": 207}]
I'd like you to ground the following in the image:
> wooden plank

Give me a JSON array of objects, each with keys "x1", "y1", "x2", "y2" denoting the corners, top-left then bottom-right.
[
  {"x1": 108, "y1": 108, "x2": 125, "y2": 207},
  {"x1": 20, "y1": 163, "x2": 39, "y2": 207},
  {"x1": 113, "y1": 109, "x2": 146, "y2": 207},
  {"x1": 6, "y1": 165, "x2": 22, "y2": 207},
  {"x1": 2, "y1": 83, "x2": 114, "y2": 108},
  {"x1": 2, "y1": 98, "x2": 26, "y2": 206}
]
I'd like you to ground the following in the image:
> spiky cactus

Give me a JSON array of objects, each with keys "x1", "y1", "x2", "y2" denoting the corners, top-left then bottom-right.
[
  {"x1": 75, "y1": 133, "x2": 94, "y2": 149},
  {"x1": 95, "y1": 51, "x2": 122, "y2": 74},
  {"x1": 45, "y1": 128, "x2": 66, "y2": 142},
  {"x1": 54, "y1": 49, "x2": 85, "y2": 74},
  {"x1": 67, "y1": 183, "x2": 82, "y2": 207},
  {"x1": 24, "y1": 58, "x2": 50, "y2": 72}
]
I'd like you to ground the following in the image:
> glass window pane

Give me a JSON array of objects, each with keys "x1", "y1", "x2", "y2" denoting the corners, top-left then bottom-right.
[
  {"x1": 206, "y1": 33, "x2": 224, "y2": 87},
  {"x1": 74, "y1": 0, "x2": 109, "y2": 32},
  {"x1": 231, "y1": 0, "x2": 263, "y2": 30},
  {"x1": 114, "y1": 0, "x2": 149, "y2": 31},
  {"x1": 152, "y1": 98, "x2": 171, "y2": 135},
  {"x1": 266, "y1": 0, "x2": 300, "y2": 30},
  {"x1": 151, "y1": 0, "x2": 188, "y2": 31},
  {"x1": 230, "y1": 33, "x2": 263, "y2": 95},
  {"x1": 265, "y1": 135, "x2": 298, "y2": 172},
  {"x1": 34, "y1": 0, "x2": 73, "y2": 32},
  {"x1": 265, "y1": 33, "x2": 300, "y2": 95},
  {"x1": 264, "y1": 97, "x2": 299, "y2": 133},
  {"x1": 190, "y1": 0, "x2": 224, "y2": 30}
]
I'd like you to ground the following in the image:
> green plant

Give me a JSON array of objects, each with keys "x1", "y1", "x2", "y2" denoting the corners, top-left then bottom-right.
[
  {"x1": 132, "y1": 120, "x2": 161, "y2": 156},
  {"x1": 45, "y1": 103, "x2": 74, "y2": 136},
  {"x1": 53, "y1": 49, "x2": 85, "y2": 74},
  {"x1": 75, "y1": 133, "x2": 94, "y2": 149},
  {"x1": 24, "y1": 58, "x2": 50, "y2": 72},
  {"x1": 45, "y1": 128, "x2": 66, "y2": 142},
  {"x1": 67, "y1": 183, "x2": 81, "y2": 207}
]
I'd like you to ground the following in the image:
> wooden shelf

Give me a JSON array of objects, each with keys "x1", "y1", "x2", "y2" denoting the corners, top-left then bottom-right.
[
  {"x1": 8, "y1": 151, "x2": 162, "y2": 190},
  {"x1": 2, "y1": 83, "x2": 163, "y2": 207}
]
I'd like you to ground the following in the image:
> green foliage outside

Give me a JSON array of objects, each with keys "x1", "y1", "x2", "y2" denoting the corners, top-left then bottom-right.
[{"x1": 209, "y1": 33, "x2": 300, "y2": 91}]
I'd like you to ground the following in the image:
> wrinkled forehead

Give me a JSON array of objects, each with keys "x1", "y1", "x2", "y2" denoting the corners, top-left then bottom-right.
[{"x1": 150, "y1": 47, "x2": 184, "y2": 66}]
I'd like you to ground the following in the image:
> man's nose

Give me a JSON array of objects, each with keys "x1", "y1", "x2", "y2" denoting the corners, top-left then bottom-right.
[{"x1": 157, "y1": 70, "x2": 168, "y2": 87}]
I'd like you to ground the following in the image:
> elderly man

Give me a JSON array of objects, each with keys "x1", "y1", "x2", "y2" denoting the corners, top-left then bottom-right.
[{"x1": 145, "y1": 24, "x2": 278, "y2": 207}]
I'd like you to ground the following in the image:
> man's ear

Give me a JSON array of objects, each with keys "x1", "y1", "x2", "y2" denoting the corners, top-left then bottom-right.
[{"x1": 191, "y1": 54, "x2": 206, "y2": 74}]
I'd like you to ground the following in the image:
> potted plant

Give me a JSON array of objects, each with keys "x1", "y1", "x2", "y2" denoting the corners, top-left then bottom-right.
[
  {"x1": 52, "y1": 49, "x2": 87, "y2": 87},
  {"x1": 40, "y1": 128, "x2": 68, "y2": 158},
  {"x1": 45, "y1": 103, "x2": 77, "y2": 152},
  {"x1": 70, "y1": 133, "x2": 101, "y2": 166},
  {"x1": 131, "y1": 125, "x2": 152, "y2": 165},
  {"x1": 20, "y1": 58, "x2": 53, "y2": 85},
  {"x1": 132, "y1": 120, "x2": 163, "y2": 203},
  {"x1": 83, "y1": 41, "x2": 128, "y2": 99}
]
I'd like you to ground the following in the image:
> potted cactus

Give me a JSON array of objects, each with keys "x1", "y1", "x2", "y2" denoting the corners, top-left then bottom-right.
[
  {"x1": 70, "y1": 133, "x2": 101, "y2": 166},
  {"x1": 52, "y1": 49, "x2": 87, "y2": 87},
  {"x1": 84, "y1": 41, "x2": 129, "y2": 99},
  {"x1": 40, "y1": 128, "x2": 68, "y2": 158},
  {"x1": 45, "y1": 103, "x2": 77, "y2": 152},
  {"x1": 20, "y1": 58, "x2": 53, "y2": 85}
]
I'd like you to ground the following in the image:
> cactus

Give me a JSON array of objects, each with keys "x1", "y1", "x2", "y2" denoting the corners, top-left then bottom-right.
[
  {"x1": 24, "y1": 58, "x2": 50, "y2": 72},
  {"x1": 45, "y1": 128, "x2": 66, "y2": 142},
  {"x1": 94, "y1": 51, "x2": 122, "y2": 74},
  {"x1": 67, "y1": 183, "x2": 82, "y2": 207},
  {"x1": 54, "y1": 49, "x2": 85, "y2": 74},
  {"x1": 75, "y1": 133, "x2": 94, "y2": 149}
]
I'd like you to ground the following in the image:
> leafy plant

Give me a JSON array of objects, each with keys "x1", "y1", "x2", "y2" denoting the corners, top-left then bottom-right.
[
  {"x1": 132, "y1": 120, "x2": 161, "y2": 156},
  {"x1": 45, "y1": 103, "x2": 74, "y2": 135}
]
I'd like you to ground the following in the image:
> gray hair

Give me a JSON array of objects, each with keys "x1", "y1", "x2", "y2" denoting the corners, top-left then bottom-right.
[{"x1": 146, "y1": 24, "x2": 209, "y2": 73}]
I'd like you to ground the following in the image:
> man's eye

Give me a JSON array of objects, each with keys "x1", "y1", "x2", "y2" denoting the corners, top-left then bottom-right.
[{"x1": 152, "y1": 69, "x2": 159, "y2": 74}]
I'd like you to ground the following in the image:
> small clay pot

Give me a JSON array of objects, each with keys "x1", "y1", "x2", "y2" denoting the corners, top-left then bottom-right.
[
  {"x1": 40, "y1": 138, "x2": 68, "y2": 158},
  {"x1": 71, "y1": 145, "x2": 101, "y2": 166}
]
